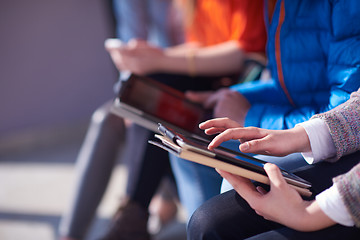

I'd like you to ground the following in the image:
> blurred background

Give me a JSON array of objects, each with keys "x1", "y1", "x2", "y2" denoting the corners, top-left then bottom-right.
[{"x1": 0, "y1": 0, "x2": 131, "y2": 239}]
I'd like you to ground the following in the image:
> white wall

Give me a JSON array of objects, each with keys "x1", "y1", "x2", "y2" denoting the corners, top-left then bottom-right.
[{"x1": 0, "y1": 0, "x2": 117, "y2": 137}]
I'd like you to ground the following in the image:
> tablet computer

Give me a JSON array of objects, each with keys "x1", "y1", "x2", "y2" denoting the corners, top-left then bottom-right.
[
  {"x1": 111, "y1": 74, "x2": 211, "y2": 139},
  {"x1": 150, "y1": 124, "x2": 312, "y2": 196}
]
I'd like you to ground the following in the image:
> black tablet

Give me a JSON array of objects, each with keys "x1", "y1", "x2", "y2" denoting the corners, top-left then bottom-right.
[
  {"x1": 113, "y1": 74, "x2": 211, "y2": 138},
  {"x1": 157, "y1": 123, "x2": 312, "y2": 190}
]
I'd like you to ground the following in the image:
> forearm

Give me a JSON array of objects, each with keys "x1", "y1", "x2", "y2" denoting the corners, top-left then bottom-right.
[
  {"x1": 298, "y1": 118, "x2": 337, "y2": 164},
  {"x1": 158, "y1": 40, "x2": 245, "y2": 76},
  {"x1": 293, "y1": 200, "x2": 336, "y2": 232},
  {"x1": 164, "y1": 42, "x2": 201, "y2": 54},
  {"x1": 311, "y1": 89, "x2": 360, "y2": 159}
]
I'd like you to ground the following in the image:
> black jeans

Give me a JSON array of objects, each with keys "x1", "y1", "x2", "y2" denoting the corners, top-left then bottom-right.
[{"x1": 188, "y1": 151, "x2": 360, "y2": 240}]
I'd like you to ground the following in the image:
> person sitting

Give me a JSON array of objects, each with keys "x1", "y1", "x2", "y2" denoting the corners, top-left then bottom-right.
[
  {"x1": 58, "y1": 1, "x2": 183, "y2": 240},
  {"x1": 106, "y1": 0, "x2": 267, "y2": 80},
  {"x1": 187, "y1": 87, "x2": 360, "y2": 239},
  {"x1": 60, "y1": 0, "x2": 268, "y2": 239},
  {"x1": 167, "y1": 0, "x2": 360, "y2": 218},
  {"x1": 104, "y1": 0, "x2": 268, "y2": 229}
]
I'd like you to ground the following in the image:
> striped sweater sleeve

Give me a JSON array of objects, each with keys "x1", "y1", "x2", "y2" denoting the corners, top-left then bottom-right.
[
  {"x1": 310, "y1": 89, "x2": 360, "y2": 160},
  {"x1": 333, "y1": 163, "x2": 360, "y2": 227},
  {"x1": 311, "y1": 88, "x2": 360, "y2": 227}
]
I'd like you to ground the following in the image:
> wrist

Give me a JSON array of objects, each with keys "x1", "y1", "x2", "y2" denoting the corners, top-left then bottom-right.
[
  {"x1": 300, "y1": 200, "x2": 336, "y2": 231},
  {"x1": 290, "y1": 126, "x2": 311, "y2": 153},
  {"x1": 155, "y1": 50, "x2": 169, "y2": 72}
]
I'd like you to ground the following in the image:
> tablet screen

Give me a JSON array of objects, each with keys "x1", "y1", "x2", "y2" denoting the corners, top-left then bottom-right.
[{"x1": 119, "y1": 75, "x2": 209, "y2": 133}]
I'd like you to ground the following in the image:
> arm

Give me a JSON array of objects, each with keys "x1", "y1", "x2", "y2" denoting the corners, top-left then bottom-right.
[
  {"x1": 185, "y1": 81, "x2": 279, "y2": 127},
  {"x1": 311, "y1": 89, "x2": 360, "y2": 160},
  {"x1": 200, "y1": 88, "x2": 360, "y2": 157},
  {"x1": 200, "y1": 112, "x2": 360, "y2": 229},
  {"x1": 106, "y1": 39, "x2": 246, "y2": 76},
  {"x1": 162, "y1": 40, "x2": 246, "y2": 76},
  {"x1": 189, "y1": 79, "x2": 320, "y2": 130},
  {"x1": 230, "y1": 0, "x2": 360, "y2": 130},
  {"x1": 200, "y1": 118, "x2": 356, "y2": 230}
]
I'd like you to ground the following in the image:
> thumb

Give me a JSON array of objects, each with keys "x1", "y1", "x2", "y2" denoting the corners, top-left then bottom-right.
[
  {"x1": 264, "y1": 163, "x2": 287, "y2": 189},
  {"x1": 128, "y1": 38, "x2": 148, "y2": 48}
]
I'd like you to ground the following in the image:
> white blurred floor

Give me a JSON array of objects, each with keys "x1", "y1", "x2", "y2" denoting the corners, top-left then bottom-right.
[{"x1": 0, "y1": 129, "x2": 186, "y2": 240}]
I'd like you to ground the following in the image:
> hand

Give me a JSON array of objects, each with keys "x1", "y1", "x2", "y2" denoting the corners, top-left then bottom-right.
[
  {"x1": 105, "y1": 39, "x2": 164, "y2": 75},
  {"x1": 217, "y1": 163, "x2": 335, "y2": 231},
  {"x1": 186, "y1": 88, "x2": 250, "y2": 126},
  {"x1": 200, "y1": 118, "x2": 311, "y2": 155}
]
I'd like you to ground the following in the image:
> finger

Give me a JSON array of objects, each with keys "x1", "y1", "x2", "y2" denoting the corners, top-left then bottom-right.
[
  {"x1": 107, "y1": 50, "x2": 124, "y2": 70},
  {"x1": 133, "y1": 39, "x2": 148, "y2": 46},
  {"x1": 209, "y1": 127, "x2": 265, "y2": 150},
  {"x1": 255, "y1": 210, "x2": 264, "y2": 217},
  {"x1": 114, "y1": 47, "x2": 132, "y2": 56},
  {"x1": 128, "y1": 38, "x2": 145, "y2": 48},
  {"x1": 238, "y1": 136, "x2": 274, "y2": 154},
  {"x1": 203, "y1": 89, "x2": 227, "y2": 109},
  {"x1": 106, "y1": 47, "x2": 131, "y2": 59},
  {"x1": 217, "y1": 169, "x2": 261, "y2": 202},
  {"x1": 185, "y1": 91, "x2": 213, "y2": 104},
  {"x1": 199, "y1": 118, "x2": 240, "y2": 130},
  {"x1": 208, "y1": 128, "x2": 244, "y2": 149},
  {"x1": 204, "y1": 127, "x2": 226, "y2": 135},
  {"x1": 256, "y1": 186, "x2": 268, "y2": 195}
]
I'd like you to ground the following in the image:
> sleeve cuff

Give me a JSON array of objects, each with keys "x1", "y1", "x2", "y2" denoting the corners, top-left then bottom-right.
[
  {"x1": 316, "y1": 184, "x2": 355, "y2": 227},
  {"x1": 297, "y1": 118, "x2": 337, "y2": 164}
]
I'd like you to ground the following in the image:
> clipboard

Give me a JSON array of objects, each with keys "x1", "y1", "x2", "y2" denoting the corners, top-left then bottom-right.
[{"x1": 149, "y1": 124, "x2": 313, "y2": 197}]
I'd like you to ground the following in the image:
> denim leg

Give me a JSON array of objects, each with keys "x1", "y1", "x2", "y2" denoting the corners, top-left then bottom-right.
[
  {"x1": 147, "y1": 0, "x2": 174, "y2": 47},
  {"x1": 168, "y1": 140, "x2": 245, "y2": 219},
  {"x1": 112, "y1": 0, "x2": 176, "y2": 47},
  {"x1": 169, "y1": 154, "x2": 223, "y2": 220},
  {"x1": 59, "y1": 101, "x2": 126, "y2": 239},
  {"x1": 112, "y1": 0, "x2": 148, "y2": 41}
]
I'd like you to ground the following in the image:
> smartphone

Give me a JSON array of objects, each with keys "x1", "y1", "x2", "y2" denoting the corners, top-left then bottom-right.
[{"x1": 104, "y1": 38, "x2": 124, "y2": 49}]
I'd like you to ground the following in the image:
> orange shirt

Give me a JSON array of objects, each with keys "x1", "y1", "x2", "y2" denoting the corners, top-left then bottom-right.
[{"x1": 186, "y1": 0, "x2": 266, "y2": 52}]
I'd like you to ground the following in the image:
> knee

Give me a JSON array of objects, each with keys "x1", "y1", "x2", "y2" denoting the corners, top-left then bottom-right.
[
  {"x1": 91, "y1": 104, "x2": 111, "y2": 124},
  {"x1": 187, "y1": 204, "x2": 220, "y2": 240},
  {"x1": 91, "y1": 104, "x2": 125, "y2": 131}
]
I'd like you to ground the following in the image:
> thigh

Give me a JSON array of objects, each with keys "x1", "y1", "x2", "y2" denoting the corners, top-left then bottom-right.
[
  {"x1": 115, "y1": 0, "x2": 148, "y2": 41},
  {"x1": 188, "y1": 189, "x2": 281, "y2": 240},
  {"x1": 124, "y1": 122, "x2": 170, "y2": 183},
  {"x1": 189, "y1": 188, "x2": 360, "y2": 240},
  {"x1": 245, "y1": 225, "x2": 360, "y2": 240},
  {"x1": 189, "y1": 152, "x2": 360, "y2": 240},
  {"x1": 294, "y1": 151, "x2": 360, "y2": 195},
  {"x1": 169, "y1": 154, "x2": 223, "y2": 219},
  {"x1": 147, "y1": 0, "x2": 173, "y2": 47}
]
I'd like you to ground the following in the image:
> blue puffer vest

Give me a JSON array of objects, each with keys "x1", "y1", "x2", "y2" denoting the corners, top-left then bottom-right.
[{"x1": 232, "y1": 0, "x2": 360, "y2": 130}]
